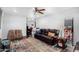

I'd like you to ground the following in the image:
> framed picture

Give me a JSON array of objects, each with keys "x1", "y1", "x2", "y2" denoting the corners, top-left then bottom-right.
[{"x1": 64, "y1": 19, "x2": 74, "y2": 46}]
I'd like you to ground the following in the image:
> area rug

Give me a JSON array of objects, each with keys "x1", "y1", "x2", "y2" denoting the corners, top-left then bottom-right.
[
  {"x1": 10, "y1": 38, "x2": 40, "y2": 52},
  {"x1": 10, "y1": 37, "x2": 74, "y2": 52}
]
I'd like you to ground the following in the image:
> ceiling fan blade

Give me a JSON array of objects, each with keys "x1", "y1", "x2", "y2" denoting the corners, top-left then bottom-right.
[
  {"x1": 39, "y1": 9, "x2": 45, "y2": 11},
  {"x1": 38, "y1": 11, "x2": 44, "y2": 14},
  {"x1": 34, "y1": 7, "x2": 45, "y2": 14}
]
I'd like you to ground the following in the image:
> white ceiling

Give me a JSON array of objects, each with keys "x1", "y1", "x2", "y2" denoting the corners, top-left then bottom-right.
[
  {"x1": 1, "y1": 7, "x2": 79, "y2": 17},
  {"x1": 1, "y1": 7, "x2": 33, "y2": 16}
]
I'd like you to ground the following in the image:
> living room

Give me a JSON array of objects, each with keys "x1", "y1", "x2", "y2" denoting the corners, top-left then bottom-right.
[{"x1": 0, "y1": 7, "x2": 79, "y2": 52}]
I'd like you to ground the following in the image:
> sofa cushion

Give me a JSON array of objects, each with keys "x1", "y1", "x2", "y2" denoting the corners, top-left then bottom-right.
[
  {"x1": 40, "y1": 29, "x2": 48, "y2": 35},
  {"x1": 48, "y1": 32, "x2": 55, "y2": 37}
]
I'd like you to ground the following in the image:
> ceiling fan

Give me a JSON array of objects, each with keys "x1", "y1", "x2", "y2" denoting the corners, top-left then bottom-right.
[
  {"x1": 34, "y1": 7, "x2": 45, "y2": 14},
  {"x1": 34, "y1": 7, "x2": 46, "y2": 27}
]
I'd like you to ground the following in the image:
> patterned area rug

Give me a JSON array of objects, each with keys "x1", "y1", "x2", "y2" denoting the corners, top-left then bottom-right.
[
  {"x1": 10, "y1": 37, "x2": 74, "y2": 52},
  {"x1": 10, "y1": 38, "x2": 40, "y2": 52}
]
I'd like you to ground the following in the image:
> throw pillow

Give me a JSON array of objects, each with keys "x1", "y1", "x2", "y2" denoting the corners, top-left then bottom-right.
[{"x1": 48, "y1": 32, "x2": 55, "y2": 37}]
